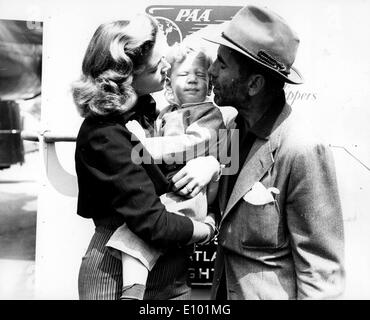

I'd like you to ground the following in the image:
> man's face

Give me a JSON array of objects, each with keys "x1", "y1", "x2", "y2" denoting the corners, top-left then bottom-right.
[{"x1": 208, "y1": 45, "x2": 249, "y2": 108}]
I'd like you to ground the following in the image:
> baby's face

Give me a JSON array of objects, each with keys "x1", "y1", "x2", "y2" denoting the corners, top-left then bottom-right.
[{"x1": 169, "y1": 54, "x2": 209, "y2": 105}]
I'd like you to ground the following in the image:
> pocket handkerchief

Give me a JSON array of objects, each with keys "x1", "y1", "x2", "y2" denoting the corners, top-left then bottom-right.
[{"x1": 243, "y1": 182, "x2": 280, "y2": 205}]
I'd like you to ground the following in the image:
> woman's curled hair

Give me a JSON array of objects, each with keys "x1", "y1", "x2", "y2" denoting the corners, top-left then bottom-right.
[{"x1": 72, "y1": 14, "x2": 159, "y2": 117}]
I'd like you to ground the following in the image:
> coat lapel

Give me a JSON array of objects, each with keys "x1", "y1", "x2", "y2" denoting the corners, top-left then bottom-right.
[
  {"x1": 218, "y1": 171, "x2": 231, "y2": 214},
  {"x1": 218, "y1": 124, "x2": 238, "y2": 214},
  {"x1": 220, "y1": 103, "x2": 291, "y2": 225}
]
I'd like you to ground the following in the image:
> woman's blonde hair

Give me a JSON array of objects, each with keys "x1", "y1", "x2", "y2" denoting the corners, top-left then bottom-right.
[{"x1": 72, "y1": 14, "x2": 158, "y2": 117}]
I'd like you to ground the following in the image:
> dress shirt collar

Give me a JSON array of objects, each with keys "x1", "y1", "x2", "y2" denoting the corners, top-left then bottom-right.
[{"x1": 168, "y1": 97, "x2": 212, "y2": 111}]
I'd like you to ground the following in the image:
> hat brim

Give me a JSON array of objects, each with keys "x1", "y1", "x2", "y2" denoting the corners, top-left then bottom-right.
[{"x1": 202, "y1": 30, "x2": 303, "y2": 85}]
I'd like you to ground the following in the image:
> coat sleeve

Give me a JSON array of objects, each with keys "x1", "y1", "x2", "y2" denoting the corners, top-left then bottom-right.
[
  {"x1": 286, "y1": 141, "x2": 345, "y2": 299},
  {"x1": 142, "y1": 105, "x2": 226, "y2": 162},
  {"x1": 84, "y1": 124, "x2": 194, "y2": 248}
]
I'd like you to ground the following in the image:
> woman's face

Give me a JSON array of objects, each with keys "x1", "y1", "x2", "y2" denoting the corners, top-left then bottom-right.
[{"x1": 132, "y1": 33, "x2": 170, "y2": 96}]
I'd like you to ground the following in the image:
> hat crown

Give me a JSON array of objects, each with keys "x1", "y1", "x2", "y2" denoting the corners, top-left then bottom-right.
[{"x1": 224, "y1": 5, "x2": 299, "y2": 71}]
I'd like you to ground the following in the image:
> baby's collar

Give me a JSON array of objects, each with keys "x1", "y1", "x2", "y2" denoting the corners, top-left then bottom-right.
[{"x1": 172, "y1": 97, "x2": 213, "y2": 109}]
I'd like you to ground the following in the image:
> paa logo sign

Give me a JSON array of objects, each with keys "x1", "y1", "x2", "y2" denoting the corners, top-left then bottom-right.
[{"x1": 146, "y1": 5, "x2": 242, "y2": 46}]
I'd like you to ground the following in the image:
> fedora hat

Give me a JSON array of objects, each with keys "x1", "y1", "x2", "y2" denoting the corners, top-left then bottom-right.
[{"x1": 203, "y1": 5, "x2": 303, "y2": 84}]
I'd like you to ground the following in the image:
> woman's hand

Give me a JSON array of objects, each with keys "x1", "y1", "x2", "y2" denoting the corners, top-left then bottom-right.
[
  {"x1": 200, "y1": 213, "x2": 218, "y2": 245},
  {"x1": 204, "y1": 213, "x2": 216, "y2": 229},
  {"x1": 125, "y1": 120, "x2": 147, "y2": 141},
  {"x1": 172, "y1": 156, "x2": 220, "y2": 198},
  {"x1": 187, "y1": 220, "x2": 212, "y2": 245},
  {"x1": 188, "y1": 214, "x2": 218, "y2": 246}
]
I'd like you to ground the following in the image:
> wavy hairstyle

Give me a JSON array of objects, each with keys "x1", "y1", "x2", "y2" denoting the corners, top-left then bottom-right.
[{"x1": 72, "y1": 14, "x2": 159, "y2": 117}]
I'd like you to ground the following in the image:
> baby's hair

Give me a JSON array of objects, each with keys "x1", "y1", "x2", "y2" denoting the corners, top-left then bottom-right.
[{"x1": 165, "y1": 40, "x2": 213, "y2": 78}]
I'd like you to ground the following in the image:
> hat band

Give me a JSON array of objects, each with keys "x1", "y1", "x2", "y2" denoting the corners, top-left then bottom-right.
[{"x1": 221, "y1": 32, "x2": 290, "y2": 75}]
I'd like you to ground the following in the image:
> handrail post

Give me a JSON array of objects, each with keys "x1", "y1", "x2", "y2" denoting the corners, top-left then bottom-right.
[{"x1": 21, "y1": 130, "x2": 78, "y2": 197}]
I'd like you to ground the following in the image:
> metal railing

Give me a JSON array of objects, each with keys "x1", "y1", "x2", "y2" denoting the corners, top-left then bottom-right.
[
  {"x1": 21, "y1": 130, "x2": 78, "y2": 197},
  {"x1": 329, "y1": 144, "x2": 370, "y2": 172},
  {"x1": 0, "y1": 129, "x2": 22, "y2": 134},
  {"x1": 21, "y1": 130, "x2": 76, "y2": 143}
]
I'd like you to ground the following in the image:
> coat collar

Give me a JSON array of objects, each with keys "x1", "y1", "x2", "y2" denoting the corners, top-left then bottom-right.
[{"x1": 220, "y1": 101, "x2": 292, "y2": 224}]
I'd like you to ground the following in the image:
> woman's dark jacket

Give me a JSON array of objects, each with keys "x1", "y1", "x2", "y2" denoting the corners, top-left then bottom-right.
[{"x1": 75, "y1": 95, "x2": 194, "y2": 249}]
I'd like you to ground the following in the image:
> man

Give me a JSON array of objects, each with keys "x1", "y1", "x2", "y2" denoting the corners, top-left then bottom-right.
[{"x1": 202, "y1": 5, "x2": 345, "y2": 299}]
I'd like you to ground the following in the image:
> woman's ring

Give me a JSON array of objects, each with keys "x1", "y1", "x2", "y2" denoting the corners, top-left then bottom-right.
[{"x1": 185, "y1": 185, "x2": 193, "y2": 193}]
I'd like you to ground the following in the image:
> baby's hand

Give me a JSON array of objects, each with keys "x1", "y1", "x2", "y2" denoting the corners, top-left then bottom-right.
[{"x1": 125, "y1": 120, "x2": 147, "y2": 141}]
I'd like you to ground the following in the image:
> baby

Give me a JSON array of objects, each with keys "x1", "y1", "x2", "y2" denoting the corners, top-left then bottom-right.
[{"x1": 106, "y1": 41, "x2": 227, "y2": 299}]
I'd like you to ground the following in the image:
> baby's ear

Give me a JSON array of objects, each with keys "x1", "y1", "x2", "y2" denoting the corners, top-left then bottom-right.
[
  {"x1": 164, "y1": 77, "x2": 173, "y2": 93},
  {"x1": 164, "y1": 78, "x2": 175, "y2": 103}
]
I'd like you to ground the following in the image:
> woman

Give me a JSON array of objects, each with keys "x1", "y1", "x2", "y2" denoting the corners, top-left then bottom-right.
[{"x1": 72, "y1": 14, "x2": 215, "y2": 300}]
